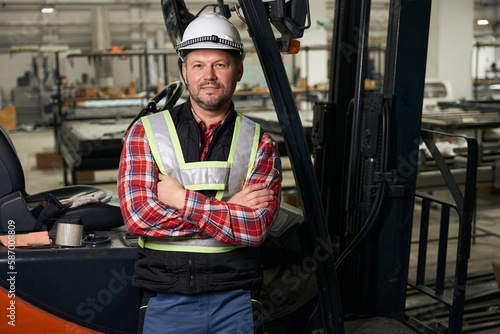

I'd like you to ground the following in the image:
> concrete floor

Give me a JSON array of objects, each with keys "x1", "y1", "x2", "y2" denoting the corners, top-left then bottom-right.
[{"x1": 5, "y1": 126, "x2": 500, "y2": 333}]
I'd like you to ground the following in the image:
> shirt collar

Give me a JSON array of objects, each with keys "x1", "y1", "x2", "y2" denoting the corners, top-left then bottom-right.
[{"x1": 191, "y1": 108, "x2": 228, "y2": 133}]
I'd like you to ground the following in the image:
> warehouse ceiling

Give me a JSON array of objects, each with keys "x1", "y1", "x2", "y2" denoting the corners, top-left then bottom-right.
[{"x1": 0, "y1": 0, "x2": 497, "y2": 54}]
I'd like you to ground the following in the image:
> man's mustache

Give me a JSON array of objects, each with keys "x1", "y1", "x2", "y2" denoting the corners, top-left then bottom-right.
[{"x1": 199, "y1": 81, "x2": 222, "y2": 89}]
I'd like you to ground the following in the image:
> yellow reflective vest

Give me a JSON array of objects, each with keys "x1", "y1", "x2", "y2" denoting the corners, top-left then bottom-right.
[{"x1": 139, "y1": 109, "x2": 261, "y2": 253}]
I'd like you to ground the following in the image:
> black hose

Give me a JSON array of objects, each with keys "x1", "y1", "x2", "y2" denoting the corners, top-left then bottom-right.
[{"x1": 335, "y1": 98, "x2": 390, "y2": 268}]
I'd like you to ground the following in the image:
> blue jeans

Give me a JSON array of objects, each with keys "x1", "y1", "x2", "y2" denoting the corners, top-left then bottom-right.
[{"x1": 142, "y1": 289, "x2": 255, "y2": 334}]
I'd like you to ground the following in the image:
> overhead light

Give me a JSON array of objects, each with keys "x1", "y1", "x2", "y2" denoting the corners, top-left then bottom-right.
[
  {"x1": 477, "y1": 19, "x2": 489, "y2": 26},
  {"x1": 41, "y1": 7, "x2": 55, "y2": 14}
]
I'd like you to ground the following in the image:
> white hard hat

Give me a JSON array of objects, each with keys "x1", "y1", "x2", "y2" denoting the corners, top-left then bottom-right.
[{"x1": 175, "y1": 12, "x2": 244, "y2": 60}]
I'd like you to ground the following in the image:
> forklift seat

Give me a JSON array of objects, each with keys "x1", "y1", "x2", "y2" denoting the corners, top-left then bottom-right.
[{"x1": 0, "y1": 122, "x2": 124, "y2": 234}]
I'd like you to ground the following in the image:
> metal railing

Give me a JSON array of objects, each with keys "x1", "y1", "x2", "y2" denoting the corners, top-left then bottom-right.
[{"x1": 407, "y1": 129, "x2": 478, "y2": 333}]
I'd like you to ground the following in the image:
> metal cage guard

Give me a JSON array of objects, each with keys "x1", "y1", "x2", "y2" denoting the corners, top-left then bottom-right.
[{"x1": 407, "y1": 129, "x2": 478, "y2": 333}]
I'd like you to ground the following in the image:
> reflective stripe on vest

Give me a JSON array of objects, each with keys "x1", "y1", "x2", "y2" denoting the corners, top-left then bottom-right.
[
  {"x1": 138, "y1": 236, "x2": 243, "y2": 253},
  {"x1": 140, "y1": 110, "x2": 260, "y2": 253}
]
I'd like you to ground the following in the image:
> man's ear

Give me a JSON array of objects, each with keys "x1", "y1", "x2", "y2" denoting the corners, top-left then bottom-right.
[
  {"x1": 236, "y1": 62, "x2": 244, "y2": 82},
  {"x1": 181, "y1": 61, "x2": 187, "y2": 84}
]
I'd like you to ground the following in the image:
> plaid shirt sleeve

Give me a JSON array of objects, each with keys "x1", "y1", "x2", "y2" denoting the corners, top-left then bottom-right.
[
  {"x1": 118, "y1": 119, "x2": 282, "y2": 247},
  {"x1": 183, "y1": 133, "x2": 282, "y2": 247},
  {"x1": 118, "y1": 120, "x2": 197, "y2": 237}
]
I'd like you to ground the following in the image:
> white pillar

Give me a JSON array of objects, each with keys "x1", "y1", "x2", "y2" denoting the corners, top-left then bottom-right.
[
  {"x1": 426, "y1": 0, "x2": 474, "y2": 100},
  {"x1": 91, "y1": 7, "x2": 111, "y2": 51},
  {"x1": 300, "y1": 0, "x2": 329, "y2": 88},
  {"x1": 91, "y1": 7, "x2": 113, "y2": 86}
]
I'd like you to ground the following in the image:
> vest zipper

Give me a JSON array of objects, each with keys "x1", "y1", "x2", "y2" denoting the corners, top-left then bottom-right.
[{"x1": 188, "y1": 257, "x2": 194, "y2": 292}]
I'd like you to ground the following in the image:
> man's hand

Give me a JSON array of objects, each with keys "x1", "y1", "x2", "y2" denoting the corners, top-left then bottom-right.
[
  {"x1": 228, "y1": 183, "x2": 275, "y2": 209},
  {"x1": 157, "y1": 173, "x2": 186, "y2": 211}
]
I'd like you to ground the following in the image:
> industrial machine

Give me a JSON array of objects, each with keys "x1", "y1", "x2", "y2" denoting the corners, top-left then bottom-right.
[
  {"x1": 10, "y1": 54, "x2": 59, "y2": 126},
  {"x1": 0, "y1": 0, "x2": 481, "y2": 333}
]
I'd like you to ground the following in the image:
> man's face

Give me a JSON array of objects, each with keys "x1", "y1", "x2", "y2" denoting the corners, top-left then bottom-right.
[{"x1": 182, "y1": 49, "x2": 243, "y2": 113}]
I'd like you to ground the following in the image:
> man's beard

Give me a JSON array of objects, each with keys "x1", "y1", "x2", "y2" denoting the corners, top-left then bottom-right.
[{"x1": 188, "y1": 81, "x2": 236, "y2": 111}]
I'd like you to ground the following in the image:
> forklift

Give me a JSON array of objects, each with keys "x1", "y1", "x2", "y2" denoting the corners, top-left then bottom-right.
[
  {"x1": 227, "y1": 0, "x2": 476, "y2": 333},
  {"x1": 0, "y1": 0, "x2": 478, "y2": 333}
]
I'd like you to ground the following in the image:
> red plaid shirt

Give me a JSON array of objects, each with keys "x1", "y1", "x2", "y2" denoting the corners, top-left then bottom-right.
[{"x1": 118, "y1": 110, "x2": 282, "y2": 247}]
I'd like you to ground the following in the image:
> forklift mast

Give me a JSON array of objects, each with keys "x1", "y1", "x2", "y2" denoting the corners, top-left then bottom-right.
[
  {"x1": 236, "y1": 0, "x2": 432, "y2": 332},
  {"x1": 322, "y1": 0, "x2": 433, "y2": 319}
]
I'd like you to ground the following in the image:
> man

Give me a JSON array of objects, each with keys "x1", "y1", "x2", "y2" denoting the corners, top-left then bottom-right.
[{"x1": 118, "y1": 12, "x2": 282, "y2": 334}]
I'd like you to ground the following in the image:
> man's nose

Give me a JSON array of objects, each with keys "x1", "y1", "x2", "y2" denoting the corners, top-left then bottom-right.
[{"x1": 203, "y1": 67, "x2": 217, "y2": 80}]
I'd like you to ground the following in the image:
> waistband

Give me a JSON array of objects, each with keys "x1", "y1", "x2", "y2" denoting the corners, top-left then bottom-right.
[{"x1": 138, "y1": 236, "x2": 245, "y2": 253}]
